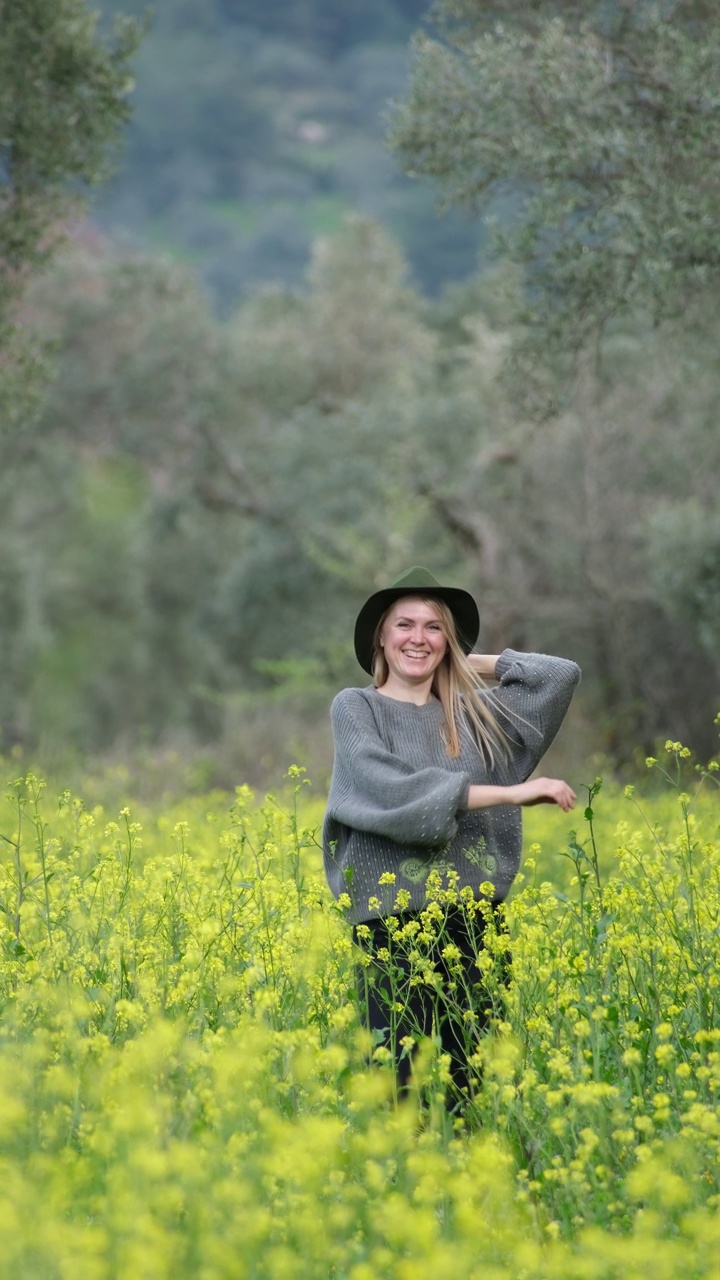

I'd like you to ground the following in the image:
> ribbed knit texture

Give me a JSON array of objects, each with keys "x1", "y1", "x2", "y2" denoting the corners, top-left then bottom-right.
[{"x1": 323, "y1": 649, "x2": 581, "y2": 923}]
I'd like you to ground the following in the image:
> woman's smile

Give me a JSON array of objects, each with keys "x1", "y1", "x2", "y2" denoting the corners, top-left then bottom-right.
[{"x1": 400, "y1": 648, "x2": 433, "y2": 665}]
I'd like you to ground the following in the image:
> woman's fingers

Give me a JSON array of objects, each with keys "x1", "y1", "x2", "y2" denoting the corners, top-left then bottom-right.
[
  {"x1": 547, "y1": 779, "x2": 577, "y2": 810},
  {"x1": 519, "y1": 778, "x2": 577, "y2": 810},
  {"x1": 542, "y1": 778, "x2": 577, "y2": 810}
]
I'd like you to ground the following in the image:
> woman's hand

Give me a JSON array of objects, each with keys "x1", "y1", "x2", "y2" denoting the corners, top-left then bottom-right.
[
  {"x1": 467, "y1": 653, "x2": 501, "y2": 680},
  {"x1": 509, "y1": 777, "x2": 577, "y2": 811},
  {"x1": 465, "y1": 778, "x2": 577, "y2": 812}
]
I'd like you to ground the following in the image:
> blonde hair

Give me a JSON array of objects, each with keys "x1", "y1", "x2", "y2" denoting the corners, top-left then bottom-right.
[{"x1": 372, "y1": 596, "x2": 512, "y2": 765}]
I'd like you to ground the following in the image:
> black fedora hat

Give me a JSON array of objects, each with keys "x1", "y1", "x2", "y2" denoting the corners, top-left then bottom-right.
[{"x1": 354, "y1": 566, "x2": 480, "y2": 675}]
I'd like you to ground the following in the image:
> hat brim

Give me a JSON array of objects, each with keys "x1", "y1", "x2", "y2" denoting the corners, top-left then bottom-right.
[{"x1": 354, "y1": 585, "x2": 480, "y2": 675}]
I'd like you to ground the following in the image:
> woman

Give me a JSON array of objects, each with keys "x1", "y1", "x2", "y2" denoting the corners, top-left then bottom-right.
[{"x1": 323, "y1": 566, "x2": 581, "y2": 1104}]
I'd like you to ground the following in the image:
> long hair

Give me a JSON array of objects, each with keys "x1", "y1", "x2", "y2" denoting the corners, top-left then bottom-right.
[{"x1": 371, "y1": 596, "x2": 512, "y2": 765}]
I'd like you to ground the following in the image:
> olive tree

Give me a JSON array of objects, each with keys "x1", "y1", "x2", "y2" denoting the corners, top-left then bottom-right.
[
  {"x1": 392, "y1": 1, "x2": 720, "y2": 396},
  {"x1": 0, "y1": 0, "x2": 140, "y2": 434}
]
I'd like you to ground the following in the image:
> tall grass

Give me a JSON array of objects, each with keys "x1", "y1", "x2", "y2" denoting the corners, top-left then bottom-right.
[{"x1": 0, "y1": 744, "x2": 718, "y2": 1277}]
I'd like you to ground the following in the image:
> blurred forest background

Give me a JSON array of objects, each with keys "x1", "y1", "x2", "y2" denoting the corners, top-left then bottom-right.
[
  {"x1": 1, "y1": 0, "x2": 719, "y2": 791},
  {"x1": 92, "y1": 0, "x2": 495, "y2": 305}
]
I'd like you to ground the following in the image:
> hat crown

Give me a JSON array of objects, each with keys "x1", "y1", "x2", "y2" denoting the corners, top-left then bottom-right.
[{"x1": 387, "y1": 566, "x2": 442, "y2": 592}]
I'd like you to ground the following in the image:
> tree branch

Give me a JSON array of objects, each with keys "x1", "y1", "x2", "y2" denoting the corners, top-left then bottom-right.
[{"x1": 194, "y1": 423, "x2": 291, "y2": 531}]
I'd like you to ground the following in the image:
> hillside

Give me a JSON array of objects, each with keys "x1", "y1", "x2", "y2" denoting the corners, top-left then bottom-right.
[{"x1": 92, "y1": 0, "x2": 490, "y2": 305}]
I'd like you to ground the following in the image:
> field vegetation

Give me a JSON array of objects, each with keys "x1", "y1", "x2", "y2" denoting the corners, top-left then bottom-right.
[{"x1": 1, "y1": 739, "x2": 719, "y2": 1277}]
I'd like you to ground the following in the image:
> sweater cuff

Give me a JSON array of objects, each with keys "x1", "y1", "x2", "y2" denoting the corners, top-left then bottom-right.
[
  {"x1": 494, "y1": 649, "x2": 515, "y2": 681},
  {"x1": 456, "y1": 782, "x2": 472, "y2": 813}
]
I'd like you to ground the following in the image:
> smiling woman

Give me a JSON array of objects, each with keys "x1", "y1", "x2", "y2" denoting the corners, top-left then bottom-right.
[{"x1": 322, "y1": 566, "x2": 581, "y2": 1106}]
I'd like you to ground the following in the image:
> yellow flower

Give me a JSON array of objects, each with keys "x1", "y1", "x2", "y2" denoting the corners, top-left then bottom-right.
[
  {"x1": 634, "y1": 1114, "x2": 654, "y2": 1134},
  {"x1": 654, "y1": 1043, "x2": 676, "y2": 1066}
]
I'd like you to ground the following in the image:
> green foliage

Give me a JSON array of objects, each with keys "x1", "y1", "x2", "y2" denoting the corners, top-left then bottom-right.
[
  {"x1": 0, "y1": 0, "x2": 141, "y2": 433},
  {"x1": 646, "y1": 500, "x2": 720, "y2": 659},
  {"x1": 1, "y1": 213, "x2": 717, "y2": 768},
  {"x1": 0, "y1": 0, "x2": 139, "y2": 276},
  {"x1": 4, "y1": 220, "x2": 456, "y2": 761},
  {"x1": 391, "y1": 1, "x2": 720, "y2": 383},
  {"x1": 0, "y1": 757, "x2": 719, "y2": 1271}
]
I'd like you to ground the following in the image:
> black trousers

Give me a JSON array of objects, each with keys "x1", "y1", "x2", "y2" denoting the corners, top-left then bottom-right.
[{"x1": 353, "y1": 905, "x2": 508, "y2": 1106}]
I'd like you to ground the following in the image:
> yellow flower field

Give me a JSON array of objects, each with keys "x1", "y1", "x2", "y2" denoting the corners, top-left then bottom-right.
[{"x1": 0, "y1": 745, "x2": 718, "y2": 1279}]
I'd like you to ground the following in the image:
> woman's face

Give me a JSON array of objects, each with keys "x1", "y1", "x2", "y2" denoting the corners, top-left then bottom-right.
[{"x1": 379, "y1": 597, "x2": 447, "y2": 685}]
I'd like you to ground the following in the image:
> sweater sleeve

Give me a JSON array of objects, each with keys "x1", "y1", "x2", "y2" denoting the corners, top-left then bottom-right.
[
  {"x1": 327, "y1": 690, "x2": 470, "y2": 847},
  {"x1": 489, "y1": 649, "x2": 581, "y2": 782}
]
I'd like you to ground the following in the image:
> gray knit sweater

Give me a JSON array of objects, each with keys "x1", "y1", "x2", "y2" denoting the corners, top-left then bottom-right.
[{"x1": 322, "y1": 649, "x2": 581, "y2": 923}]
